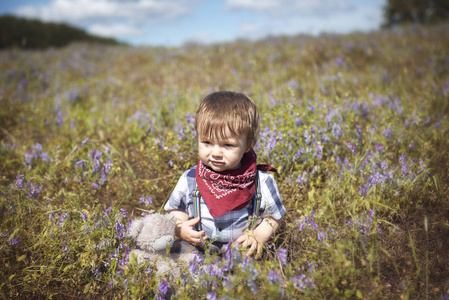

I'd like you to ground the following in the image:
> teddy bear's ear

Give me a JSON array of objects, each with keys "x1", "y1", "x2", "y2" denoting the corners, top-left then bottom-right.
[{"x1": 128, "y1": 217, "x2": 144, "y2": 239}]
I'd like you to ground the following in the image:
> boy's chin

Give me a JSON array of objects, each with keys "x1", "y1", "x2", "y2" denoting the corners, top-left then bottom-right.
[
  {"x1": 208, "y1": 164, "x2": 228, "y2": 172},
  {"x1": 206, "y1": 162, "x2": 241, "y2": 172}
]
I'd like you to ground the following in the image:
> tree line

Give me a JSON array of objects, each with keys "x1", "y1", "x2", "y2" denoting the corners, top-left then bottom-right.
[
  {"x1": 0, "y1": 15, "x2": 123, "y2": 49},
  {"x1": 383, "y1": 0, "x2": 449, "y2": 28}
]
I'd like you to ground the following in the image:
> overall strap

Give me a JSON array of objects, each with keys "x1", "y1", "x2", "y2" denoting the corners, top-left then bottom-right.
[
  {"x1": 248, "y1": 172, "x2": 262, "y2": 230},
  {"x1": 192, "y1": 171, "x2": 262, "y2": 231},
  {"x1": 192, "y1": 180, "x2": 202, "y2": 231}
]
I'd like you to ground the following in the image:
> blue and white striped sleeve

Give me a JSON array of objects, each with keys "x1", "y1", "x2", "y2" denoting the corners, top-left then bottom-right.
[
  {"x1": 259, "y1": 171, "x2": 285, "y2": 220},
  {"x1": 164, "y1": 170, "x2": 190, "y2": 212}
]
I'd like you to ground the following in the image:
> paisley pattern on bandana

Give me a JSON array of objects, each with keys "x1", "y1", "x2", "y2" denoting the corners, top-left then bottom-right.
[
  {"x1": 195, "y1": 150, "x2": 277, "y2": 217},
  {"x1": 196, "y1": 150, "x2": 257, "y2": 217}
]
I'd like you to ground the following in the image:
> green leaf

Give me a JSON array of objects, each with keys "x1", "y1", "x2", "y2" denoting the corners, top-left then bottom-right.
[{"x1": 17, "y1": 255, "x2": 26, "y2": 262}]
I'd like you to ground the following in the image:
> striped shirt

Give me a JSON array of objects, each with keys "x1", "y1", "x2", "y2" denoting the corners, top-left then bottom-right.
[{"x1": 164, "y1": 165, "x2": 285, "y2": 243}]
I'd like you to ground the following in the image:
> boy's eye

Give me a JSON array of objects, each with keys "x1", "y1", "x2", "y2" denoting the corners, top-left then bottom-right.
[
  {"x1": 224, "y1": 143, "x2": 235, "y2": 147},
  {"x1": 202, "y1": 141, "x2": 211, "y2": 145}
]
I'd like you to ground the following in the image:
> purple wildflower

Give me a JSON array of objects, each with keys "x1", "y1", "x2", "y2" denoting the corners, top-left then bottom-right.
[
  {"x1": 90, "y1": 148, "x2": 102, "y2": 161},
  {"x1": 80, "y1": 212, "x2": 88, "y2": 221},
  {"x1": 75, "y1": 160, "x2": 84, "y2": 168},
  {"x1": 346, "y1": 142, "x2": 357, "y2": 156},
  {"x1": 293, "y1": 147, "x2": 303, "y2": 160},
  {"x1": 309, "y1": 218, "x2": 319, "y2": 230},
  {"x1": 399, "y1": 154, "x2": 408, "y2": 175},
  {"x1": 205, "y1": 263, "x2": 223, "y2": 277},
  {"x1": 303, "y1": 129, "x2": 312, "y2": 145},
  {"x1": 325, "y1": 108, "x2": 336, "y2": 126},
  {"x1": 92, "y1": 182, "x2": 99, "y2": 189},
  {"x1": 56, "y1": 110, "x2": 63, "y2": 126},
  {"x1": 332, "y1": 123, "x2": 342, "y2": 140},
  {"x1": 34, "y1": 143, "x2": 42, "y2": 154},
  {"x1": 157, "y1": 280, "x2": 170, "y2": 300},
  {"x1": 119, "y1": 246, "x2": 130, "y2": 266},
  {"x1": 70, "y1": 118, "x2": 75, "y2": 130},
  {"x1": 382, "y1": 126, "x2": 393, "y2": 139},
  {"x1": 317, "y1": 231, "x2": 326, "y2": 242},
  {"x1": 315, "y1": 143, "x2": 323, "y2": 160},
  {"x1": 40, "y1": 152, "x2": 50, "y2": 162},
  {"x1": 62, "y1": 243, "x2": 70, "y2": 252},
  {"x1": 115, "y1": 220, "x2": 126, "y2": 239},
  {"x1": 296, "y1": 171, "x2": 308, "y2": 187},
  {"x1": 81, "y1": 138, "x2": 89, "y2": 147},
  {"x1": 189, "y1": 252, "x2": 203, "y2": 273},
  {"x1": 7, "y1": 238, "x2": 20, "y2": 245},
  {"x1": 267, "y1": 270, "x2": 281, "y2": 285},
  {"x1": 298, "y1": 219, "x2": 306, "y2": 231},
  {"x1": 99, "y1": 171, "x2": 107, "y2": 185},
  {"x1": 104, "y1": 206, "x2": 112, "y2": 219},
  {"x1": 27, "y1": 182, "x2": 42, "y2": 199},
  {"x1": 276, "y1": 248, "x2": 287, "y2": 265},
  {"x1": 377, "y1": 226, "x2": 383, "y2": 235},
  {"x1": 355, "y1": 125, "x2": 362, "y2": 139},
  {"x1": 24, "y1": 152, "x2": 33, "y2": 165},
  {"x1": 309, "y1": 104, "x2": 315, "y2": 112},
  {"x1": 2, "y1": 142, "x2": 15, "y2": 150},
  {"x1": 293, "y1": 274, "x2": 307, "y2": 289},
  {"x1": 206, "y1": 291, "x2": 217, "y2": 300},
  {"x1": 139, "y1": 196, "x2": 152, "y2": 206},
  {"x1": 14, "y1": 174, "x2": 25, "y2": 189},
  {"x1": 359, "y1": 183, "x2": 369, "y2": 196},
  {"x1": 103, "y1": 159, "x2": 113, "y2": 174}
]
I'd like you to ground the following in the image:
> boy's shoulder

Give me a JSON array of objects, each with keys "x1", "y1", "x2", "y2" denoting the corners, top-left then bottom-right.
[
  {"x1": 257, "y1": 169, "x2": 275, "y2": 182},
  {"x1": 185, "y1": 164, "x2": 197, "y2": 178}
]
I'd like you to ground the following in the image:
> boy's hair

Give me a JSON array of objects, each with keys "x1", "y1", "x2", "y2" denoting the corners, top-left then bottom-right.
[{"x1": 195, "y1": 91, "x2": 259, "y2": 150}]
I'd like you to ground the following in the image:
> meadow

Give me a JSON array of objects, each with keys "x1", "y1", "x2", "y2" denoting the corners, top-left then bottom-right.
[{"x1": 1, "y1": 22, "x2": 448, "y2": 299}]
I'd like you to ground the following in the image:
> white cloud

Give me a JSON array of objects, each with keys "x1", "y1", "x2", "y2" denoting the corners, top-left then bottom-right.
[
  {"x1": 13, "y1": 0, "x2": 198, "y2": 39},
  {"x1": 232, "y1": 0, "x2": 384, "y2": 40},
  {"x1": 225, "y1": 0, "x2": 354, "y2": 15},
  {"x1": 89, "y1": 23, "x2": 144, "y2": 38}
]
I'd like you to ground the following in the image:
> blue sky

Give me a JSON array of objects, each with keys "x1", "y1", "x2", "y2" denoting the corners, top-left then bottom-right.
[{"x1": 0, "y1": 0, "x2": 386, "y2": 47}]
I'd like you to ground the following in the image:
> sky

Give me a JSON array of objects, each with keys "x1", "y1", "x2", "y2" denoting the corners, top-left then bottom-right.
[{"x1": 0, "y1": 0, "x2": 386, "y2": 47}]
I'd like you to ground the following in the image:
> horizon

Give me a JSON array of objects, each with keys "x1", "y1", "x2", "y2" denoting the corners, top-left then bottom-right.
[{"x1": 0, "y1": 0, "x2": 385, "y2": 47}]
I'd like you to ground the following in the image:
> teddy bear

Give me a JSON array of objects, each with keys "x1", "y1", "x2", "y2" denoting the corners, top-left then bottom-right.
[{"x1": 128, "y1": 212, "x2": 197, "y2": 277}]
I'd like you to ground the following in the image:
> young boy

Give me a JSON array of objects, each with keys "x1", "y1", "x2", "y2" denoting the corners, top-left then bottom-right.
[{"x1": 164, "y1": 91, "x2": 285, "y2": 258}]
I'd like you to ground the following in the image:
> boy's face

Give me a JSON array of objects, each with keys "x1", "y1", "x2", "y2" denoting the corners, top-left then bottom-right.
[{"x1": 198, "y1": 128, "x2": 249, "y2": 172}]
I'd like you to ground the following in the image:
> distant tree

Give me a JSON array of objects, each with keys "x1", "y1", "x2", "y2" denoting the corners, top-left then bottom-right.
[
  {"x1": 0, "y1": 15, "x2": 124, "y2": 49},
  {"x1": 383, "y1": 0, "x2": 449, "y2": 27}
]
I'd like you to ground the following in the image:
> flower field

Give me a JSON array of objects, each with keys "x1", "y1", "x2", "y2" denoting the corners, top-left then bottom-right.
[{"x1": 1, "y1": 22, "x2": 448, "y2": 299}]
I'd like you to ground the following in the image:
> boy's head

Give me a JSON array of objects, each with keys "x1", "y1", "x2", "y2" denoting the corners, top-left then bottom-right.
[{"x1": 195, "y1": 91, "x2": 259, "y2": 151}]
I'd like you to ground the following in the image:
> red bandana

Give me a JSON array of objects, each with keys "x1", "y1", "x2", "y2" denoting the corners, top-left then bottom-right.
[{"x1": 195, "y1": 150, "x2": 276, "y2": 217}]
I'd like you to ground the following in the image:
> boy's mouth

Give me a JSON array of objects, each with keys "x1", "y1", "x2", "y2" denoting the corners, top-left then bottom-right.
[{"x1": 211, "y1": 161, "x2": 225, "y2": 166}]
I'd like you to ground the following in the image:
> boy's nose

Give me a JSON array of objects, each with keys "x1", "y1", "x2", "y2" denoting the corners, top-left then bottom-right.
[{"x1": 211, "y1": 145, "x2": 223, "y2": 157}]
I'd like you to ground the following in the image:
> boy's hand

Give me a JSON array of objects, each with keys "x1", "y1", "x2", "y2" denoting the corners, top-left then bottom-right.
[
  {"x1": 236, "y1": 217, "x2": 280, "y2": 258},
  {"x1": 235, "y1": 231, "x2": 262, "y2": 258},
  {"x1": 176, "y1": 217, "x2": 208, "y2": 246}
]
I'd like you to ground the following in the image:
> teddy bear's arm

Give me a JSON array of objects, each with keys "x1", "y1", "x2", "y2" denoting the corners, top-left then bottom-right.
[{"x1": 128, "y1": 218, "x2": 144, "y2": 239}]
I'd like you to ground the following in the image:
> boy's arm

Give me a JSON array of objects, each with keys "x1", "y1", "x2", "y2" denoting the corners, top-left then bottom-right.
[
  {"x1": 236, "y1": 216, "x2": 280, "y2": 258},
  {"x1": 168, "y1": 210, "x2": 208, "y2": 246}
]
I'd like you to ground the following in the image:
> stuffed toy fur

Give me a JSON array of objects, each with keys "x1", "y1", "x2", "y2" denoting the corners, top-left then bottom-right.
[{"x1": 128, "y1": 212, "x2": 196, "y2": 277}]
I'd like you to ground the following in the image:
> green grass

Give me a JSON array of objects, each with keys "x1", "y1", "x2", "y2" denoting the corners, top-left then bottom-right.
[{"x1": 1, "y1": 22, "x2": 449, "y2": 299}]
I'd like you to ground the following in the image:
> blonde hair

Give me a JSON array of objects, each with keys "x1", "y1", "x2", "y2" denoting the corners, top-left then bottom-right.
[{"x1": 195, "y1": 91, "x2": 259, "y2": 150}]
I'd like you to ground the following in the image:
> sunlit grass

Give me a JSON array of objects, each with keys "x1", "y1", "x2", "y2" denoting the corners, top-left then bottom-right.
[{"x1": 1, "y1": 22, "x2": 448, "y2": 299}]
